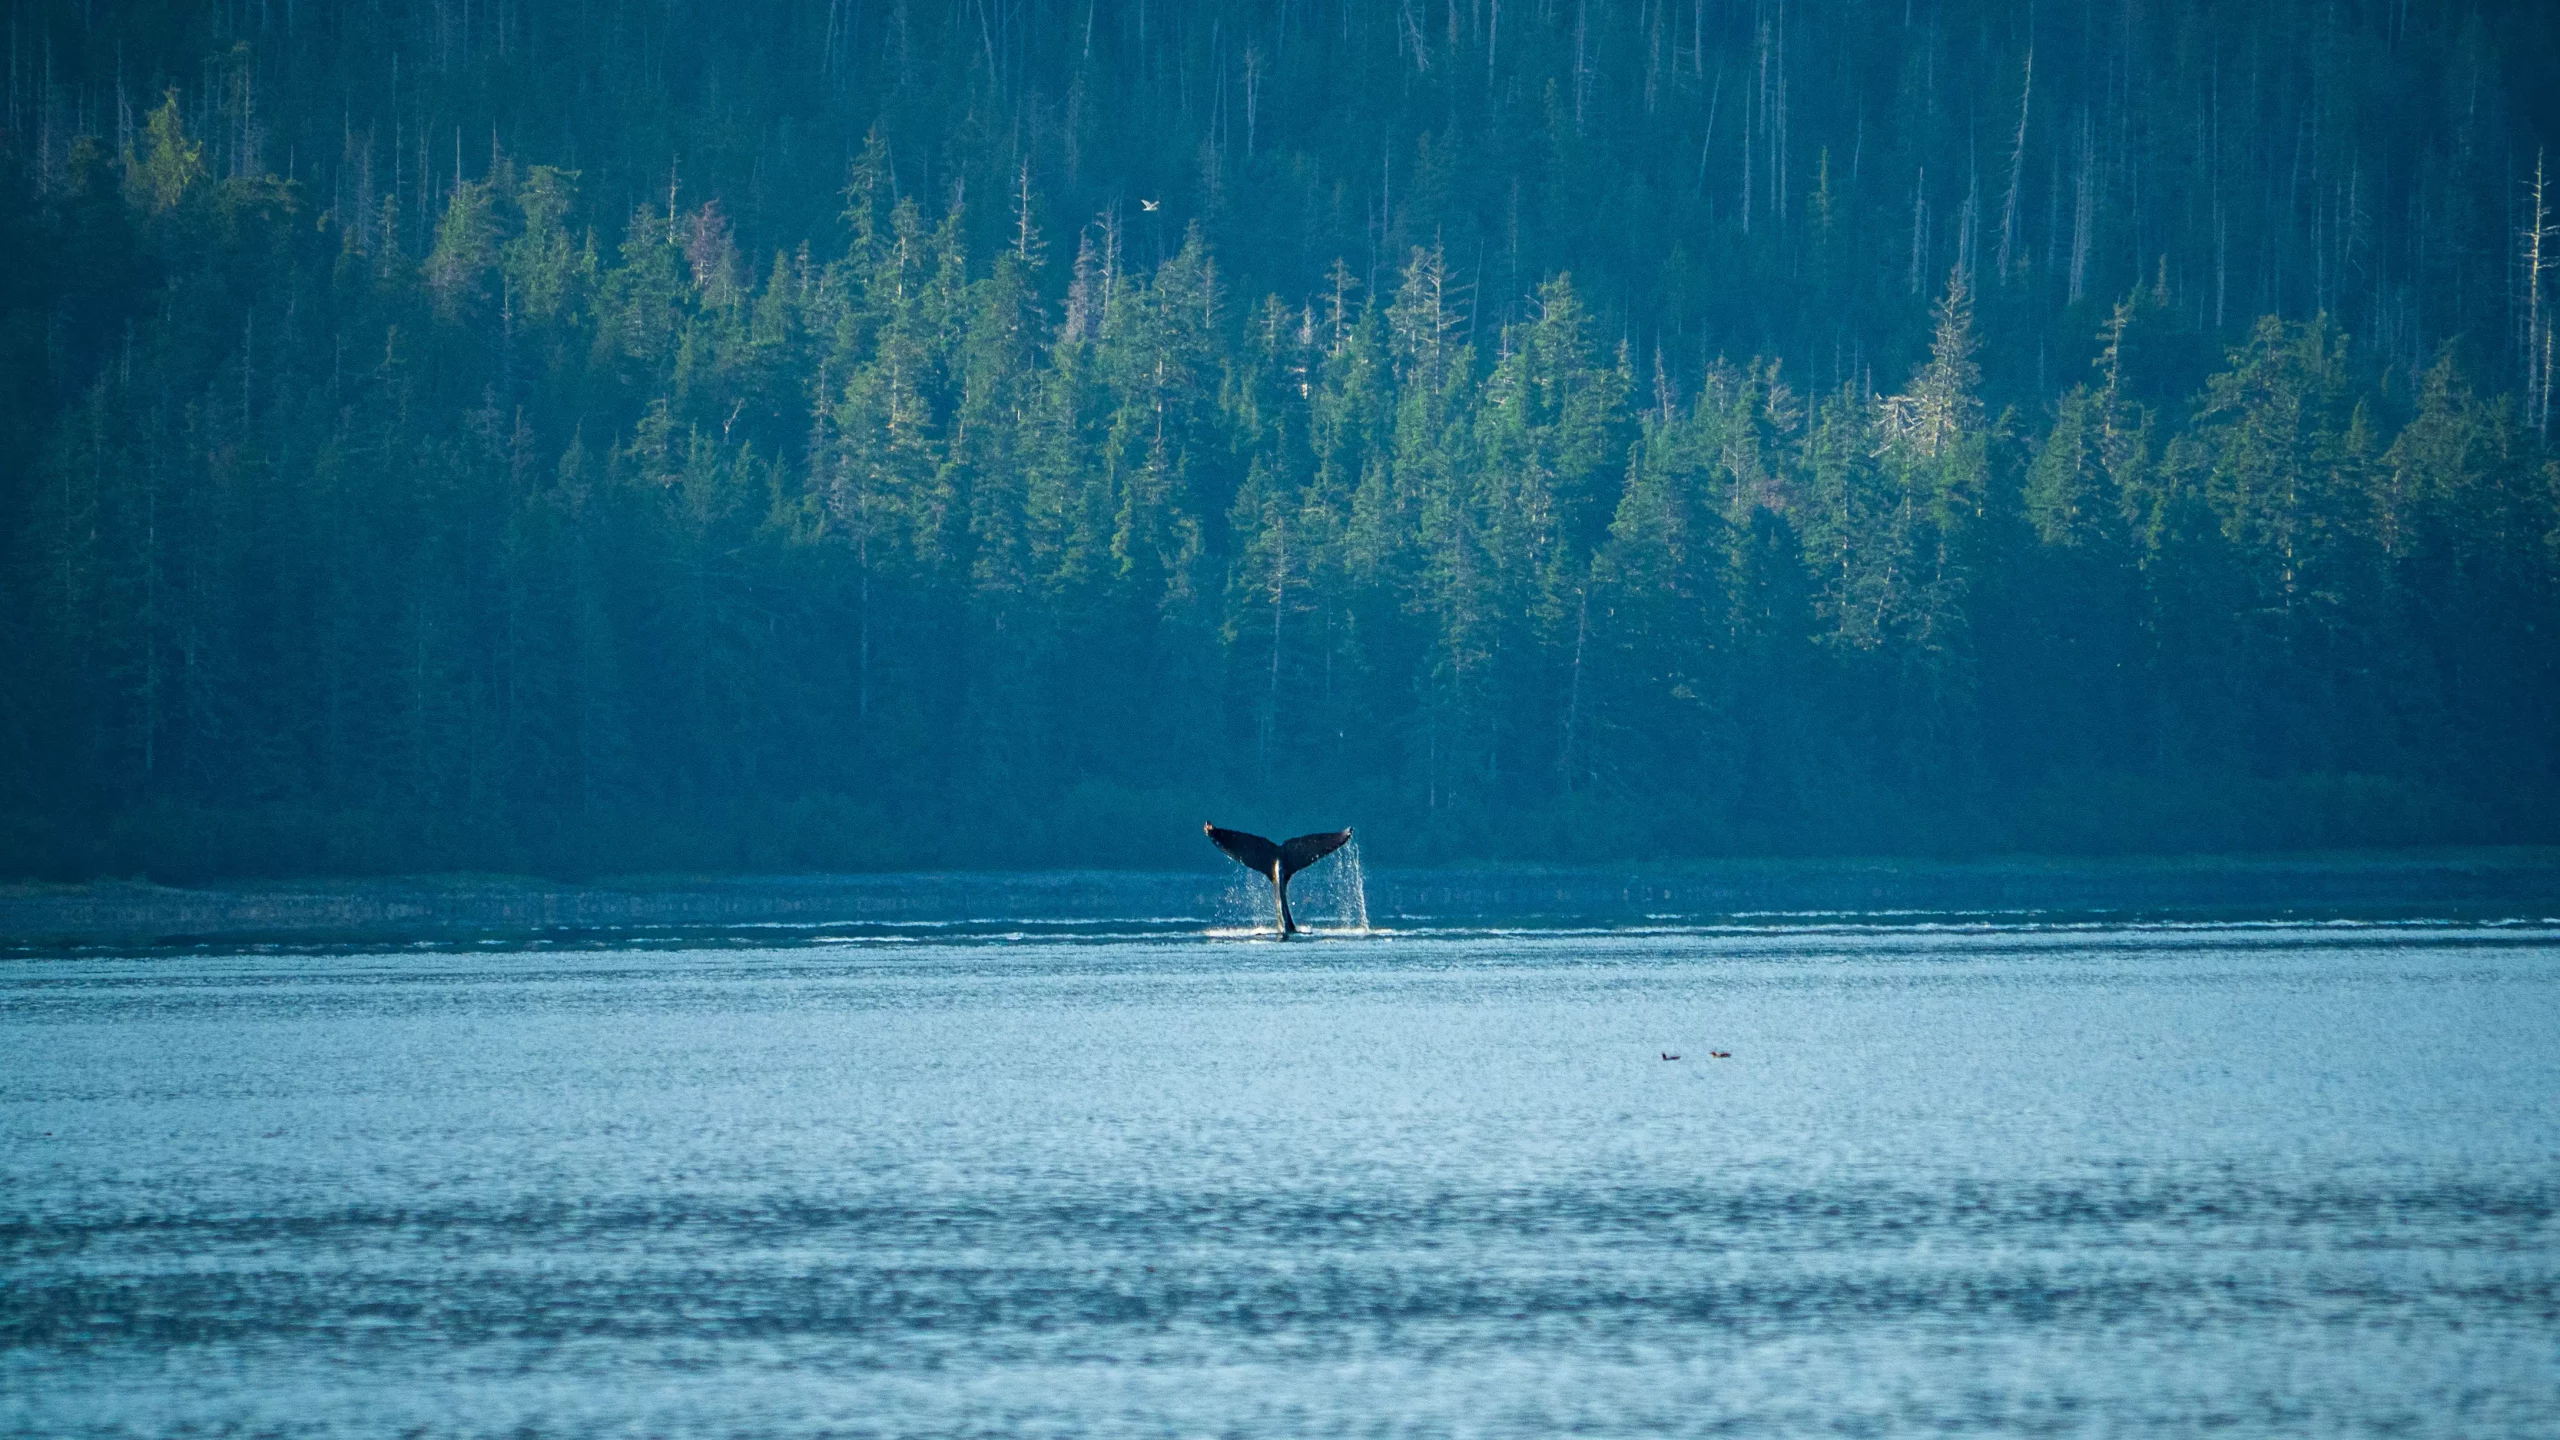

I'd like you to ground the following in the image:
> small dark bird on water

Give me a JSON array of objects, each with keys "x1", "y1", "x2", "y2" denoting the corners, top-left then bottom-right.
[
  {"x1": 1662, "y1": 1052, "x2": 1680, "y2": 1060},
  {"x1": 1709, "y1": 1051, "x2": 1732, "y2": 1058}
]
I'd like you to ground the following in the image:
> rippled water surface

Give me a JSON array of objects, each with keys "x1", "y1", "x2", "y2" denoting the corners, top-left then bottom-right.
[{"x1": 5, "y1": 919, "x2": 2558, "y2": 1437}]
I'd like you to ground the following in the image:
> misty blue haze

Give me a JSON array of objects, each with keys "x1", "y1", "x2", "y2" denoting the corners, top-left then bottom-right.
[{"x1": 4, "y1": 915, "x2": 2556, "y2": 1436}]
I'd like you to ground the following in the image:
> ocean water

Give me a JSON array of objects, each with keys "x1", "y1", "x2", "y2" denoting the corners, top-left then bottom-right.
[{"x1": 3, "y1": 918, "x2": 2556, "y2": 1437}]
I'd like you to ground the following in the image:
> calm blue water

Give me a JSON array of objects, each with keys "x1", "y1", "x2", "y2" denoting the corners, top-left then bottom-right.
[{"x1": 4, "y1": 919, "x2": 2557, "y2": 1437}]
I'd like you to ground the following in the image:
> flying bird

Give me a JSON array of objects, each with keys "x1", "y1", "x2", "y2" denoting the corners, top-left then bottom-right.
[{"x1": 1140, "y1": 198, "x2": 1161, "y2": 211}]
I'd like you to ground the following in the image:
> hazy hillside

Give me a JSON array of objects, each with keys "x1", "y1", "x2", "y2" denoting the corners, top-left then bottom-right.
[{"x1": 3, "y1": 0, "x2": 2558, "y2": 876}]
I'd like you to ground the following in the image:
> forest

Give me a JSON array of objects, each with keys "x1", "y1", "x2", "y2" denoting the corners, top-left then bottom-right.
[{"x1": 3, "y1": 0, "x2": 2558, "y2": 878}]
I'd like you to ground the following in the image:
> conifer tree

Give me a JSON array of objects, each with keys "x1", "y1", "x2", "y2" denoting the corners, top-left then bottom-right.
[{"x1": 127, "y1": 91, "x2": 203, "y2": 214}]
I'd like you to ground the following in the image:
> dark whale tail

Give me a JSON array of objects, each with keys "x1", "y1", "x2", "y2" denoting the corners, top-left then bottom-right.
[{"x1": 1205, "y1": 824, "x2": 1351, "y2": 936}]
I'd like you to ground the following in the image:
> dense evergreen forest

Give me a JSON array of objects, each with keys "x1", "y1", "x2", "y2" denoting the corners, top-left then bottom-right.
[{"x1": 4, "y1": 0, "x2": 2559, "y2": 878}]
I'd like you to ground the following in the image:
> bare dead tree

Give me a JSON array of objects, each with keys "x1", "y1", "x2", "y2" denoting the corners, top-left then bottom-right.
[
  {"x1": 1997, "y1": 48, "x2": 2032, "y2": 281},
  {"x1": 2525, "y1": 152, "x2": 2556, "y2": 436}
]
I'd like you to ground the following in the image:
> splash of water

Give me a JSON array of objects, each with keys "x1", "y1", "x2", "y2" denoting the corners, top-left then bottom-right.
[
  {"x1": 1337, "y1": 835, "x2": 1372, "y2": 933},
  {"x1": 1292, "y1": 835, "x2": 1372, "y2": 935},
  {"x1": 1216, "y1": 867, "x2": 1274, "y2": 933}
]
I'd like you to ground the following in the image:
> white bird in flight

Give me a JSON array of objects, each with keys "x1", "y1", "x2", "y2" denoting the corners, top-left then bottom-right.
[{"x1": 1140, "y1": 198, "x2": 1160, "y2": 212}]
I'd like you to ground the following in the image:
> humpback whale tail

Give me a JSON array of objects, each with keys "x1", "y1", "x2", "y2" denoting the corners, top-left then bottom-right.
[{"x1": 1204, "y1": 824, "x2": 1352, "y2": 936}]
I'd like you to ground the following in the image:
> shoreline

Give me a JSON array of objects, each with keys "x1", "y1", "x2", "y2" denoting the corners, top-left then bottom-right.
[{"x1": 5, "y1": 849, "x2": 2558, "y2": 947}]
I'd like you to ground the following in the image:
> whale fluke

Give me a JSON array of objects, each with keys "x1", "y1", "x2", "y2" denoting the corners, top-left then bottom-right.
[
  {"x1": 1205, "y1": 824, "x2": 1352, "y2": 936},
  {"x1": 1203, "y1": 825, "x2": 1282, "y2": 875},
  {"x1": 1278, "y1": 829, "x2": 1352, "y2": 876}
]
